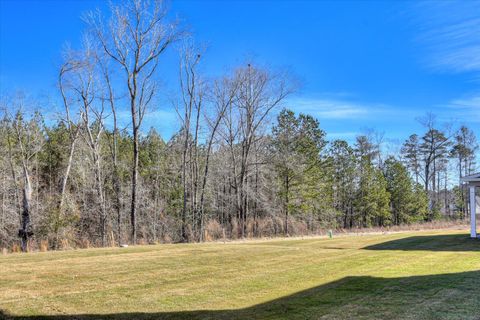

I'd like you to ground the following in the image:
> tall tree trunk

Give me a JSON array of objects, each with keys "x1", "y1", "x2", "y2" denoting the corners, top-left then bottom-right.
[
  {"x1": 198, "y1": 131, "x2": 218, "y2": 241},
  {"x1": 253, "y1": 158, "x2": 259, "y2": 237},
  {"x1": 459, "y1": 156, "x2": 464, "y2": 218},
  {"x1": 181, "y1": 127, "x2": 189, "y2": 242},
  {"x1": 19, "y1": 165, "x2": 32, "y2": 252},
  {"x1": 444, "y1": 170, "x2": 448, "y2": 216},
  {"x1": 104, "y1": 67, "x2": 123, "y2": 246},
  {"x1": 285, "y1": 174, "x2": 289, "y2": 236},
  {"x1": 7, "y1": 139, "x2": 20, "y2": 224},
  {"x1": 93, "y1": 154, "x2": 106, "y2": 247},
  {"x1": 111, "y1": 103, "x2": 122, "y2": 245},
  {"x1": 131, "y1": 121, "x2": 139, "y2": 245},
  {"x1": 59, "y1": 137, "x2": 77, "y2": 210},
  {"x1": 1, "y1": 173, "x2": 5, "y2": 229}
]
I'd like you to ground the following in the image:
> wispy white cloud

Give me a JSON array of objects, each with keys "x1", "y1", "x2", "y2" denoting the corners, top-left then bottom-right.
[
  {"x1": 449, "y1": 95, "x2": 480, "y2": 110},
  {"x1": 286, "y1": 97, "x2": 392, "y2": 120},
  {"x1": 443, "y1": 94, "x2": 480, "y2": 122},
  {"x1": 414, "y1": 1, "x2": 480, "y2": 73}
]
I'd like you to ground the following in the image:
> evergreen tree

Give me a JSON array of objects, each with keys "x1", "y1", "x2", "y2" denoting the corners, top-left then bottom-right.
[
  {"x1": 384, "y1": 157, "x2": 416, "y2": 225},
  {"x1": 451, "y1": 126, "x2": 478, "y2": 218},
  {"x1": 401, "y1": 134, "x2": 421, "y2": 184},
  {"x1": 271, "y1": 109, "x2": 327, "y2": 234},
  {"x1": 329, "y1": 140, "x2": 356, "y2": 228},
  {"x1": 355, "y1": 163, "x2": 391, "y2": 227},
  {"x1": 411, "y1": 183, "x2": 429, "y2": 222}
]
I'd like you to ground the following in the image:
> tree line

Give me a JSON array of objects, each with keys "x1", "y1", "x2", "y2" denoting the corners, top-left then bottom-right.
[{"x1": 0, "y1": 0, "x2": 478, "y2": 251}]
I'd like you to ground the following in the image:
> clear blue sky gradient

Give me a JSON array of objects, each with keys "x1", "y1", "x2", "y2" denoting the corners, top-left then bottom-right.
[{"x1": 1, "y1": 0, "x2": 479, "y2": 148}]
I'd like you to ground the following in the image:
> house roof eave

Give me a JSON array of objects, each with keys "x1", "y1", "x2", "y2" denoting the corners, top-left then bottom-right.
[{"x1": 461, "y1": 173, "x2": 480, "y2": 182}]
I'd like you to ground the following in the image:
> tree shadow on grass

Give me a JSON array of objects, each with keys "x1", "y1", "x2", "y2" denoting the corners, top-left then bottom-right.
[
  {"x1": 363, "y1": 233, "x2": 480, "y2": 252},
  {"x1": 2, "y1": 270, "x2": 480, "y2": 320}
]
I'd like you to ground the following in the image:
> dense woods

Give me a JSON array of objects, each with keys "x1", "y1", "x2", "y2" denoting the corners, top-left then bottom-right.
[{"x1": 0, "y1": 0, "x2": 478, "y2": 251}]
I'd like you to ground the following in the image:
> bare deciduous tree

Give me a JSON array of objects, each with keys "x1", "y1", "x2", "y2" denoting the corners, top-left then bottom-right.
[
  {"x1": 220, "y1": 64, "x2": 294, "y2": 238},
  {"x1": 4, "y1": 105, "x2": 44, "y2": 252},
  {"x1": 86, "y1": 0, "x2": 182, "y2": 244}
]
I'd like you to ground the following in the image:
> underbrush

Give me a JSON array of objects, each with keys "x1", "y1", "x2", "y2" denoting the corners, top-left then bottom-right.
[{"x1": 1, "y1": 217, "x2": 468, "y2": 253}]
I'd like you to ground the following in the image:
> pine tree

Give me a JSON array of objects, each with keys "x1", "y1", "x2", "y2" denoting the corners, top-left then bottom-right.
[
  {"x1": 401, "y1": 134, "x2": 421, "y2": 184},
  {"x1": 420, "y1": 128, "x2": 451, "y2": 219},
  {"x1": 411, "y1": 183, "x2": 429, "y2": 222},
  {"x1": 451, "y1": 126, "x2": 478, "y2": 218},
  {"x1": 355, "y1": 162, "x2": 391, "y2": 227},
  {"x1": 384, "y1": 157, "x2": 415, "y2": 225},
  {"x1": 329, "y1": 140, "x2": 356, "y2": 228},
  {"x1": 271, "y1": 109, "x2": 327, "y2": 234}
]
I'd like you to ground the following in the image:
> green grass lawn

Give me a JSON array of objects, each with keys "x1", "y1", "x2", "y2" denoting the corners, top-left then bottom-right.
[{"x1": 1, "y1": 229, "x2": 479, "y2": 320}]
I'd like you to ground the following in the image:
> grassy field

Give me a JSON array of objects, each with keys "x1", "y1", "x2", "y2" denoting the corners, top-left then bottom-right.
[{"x1": 1, "y1": 229, "x2": 479, "y2": 320}]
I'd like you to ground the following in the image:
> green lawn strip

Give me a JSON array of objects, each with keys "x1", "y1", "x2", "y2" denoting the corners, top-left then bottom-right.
[{"x1": 0, "y1": 229, "x2": 479, "y2": 319}]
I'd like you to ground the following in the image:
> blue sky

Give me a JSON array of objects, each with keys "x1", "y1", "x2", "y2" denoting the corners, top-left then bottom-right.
[{"x1": 1, "y1": 0, "x2": 479, "y2": 148}]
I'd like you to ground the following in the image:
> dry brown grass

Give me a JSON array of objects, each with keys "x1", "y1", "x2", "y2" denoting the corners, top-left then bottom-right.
[
  {"x1": 5, "y1": 219, "x2": 469, "y2": 253},
  {"x1": 39, "y1": 240, "x2": 49, "y2": 252}
]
